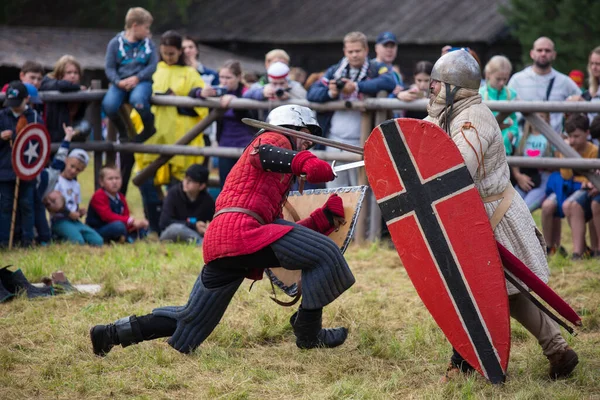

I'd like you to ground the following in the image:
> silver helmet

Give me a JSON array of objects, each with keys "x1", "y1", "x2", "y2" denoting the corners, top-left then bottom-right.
[
  {"x1": 430, "y1": 49, "x2": 481, "y2": 90},
  {"x1": 266, "y1": 105, "x2": 322, "y2": 136}
]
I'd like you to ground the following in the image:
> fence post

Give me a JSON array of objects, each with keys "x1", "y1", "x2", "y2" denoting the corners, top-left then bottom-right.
[
  {"x1": 106, "y1": 122, "x2": 117, "y2": 165},
  {"x1": 368, "y1": 93, "x2": 389, "y2": 242},
  {"x1": 89, "y1": 80, "x2": 103, "y2": 189},
  {"x1": 354, "y1": 110, "x2": 373, "y2": 244}
]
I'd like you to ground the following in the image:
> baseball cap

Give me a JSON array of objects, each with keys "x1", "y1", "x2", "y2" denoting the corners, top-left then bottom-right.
[
  {"x1": 24, "y1": 83, "x2": 42, "y2": 104},
  {"x1": 3, "y1": 81, "x2": 28, "y2": 107},
  {"x1": 267, "y1": 61, "x2": 290, "y2": 81},
  {"x1": 185, "y1": 164, "x2": 209, "y2": 183},
  {"x1": 376, "y1": 31, "x2": 397, "y2": 45},
  {"x1": 68, "y1": 149, "x2": 89, "y2": 167}
]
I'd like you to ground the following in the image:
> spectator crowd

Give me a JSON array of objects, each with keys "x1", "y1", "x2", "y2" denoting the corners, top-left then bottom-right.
[{"x1": 1, "y1": 7, "x2": 600, "y2": 260}]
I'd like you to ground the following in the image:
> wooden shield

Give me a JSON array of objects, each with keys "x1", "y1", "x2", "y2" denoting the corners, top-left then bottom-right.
[
  {"x1": 364, "y1": 118, "x2": 510, "y2": 384},
  {"x1": 266, "y1": 186, "x2": 367, "y2": 302},
  {"x1": 11, "y1": 123, "x2": 51, "y2": 181}
]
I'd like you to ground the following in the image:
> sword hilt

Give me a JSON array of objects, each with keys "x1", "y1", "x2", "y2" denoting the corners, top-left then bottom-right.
[
  {"x1": 331, "y1": 160, "x2": 338, "y2": 178},
  {"x1": 298, "y1": 174, "x2": 306, "y2": 194}
]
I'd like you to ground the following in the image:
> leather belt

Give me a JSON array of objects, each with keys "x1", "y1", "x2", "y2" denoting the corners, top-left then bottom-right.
[
  {"x1": 213, "y1": 207, "x2": 266, "y2": 225},
  {"x1": 482, "y1": 184, "x2": 516, "y2": 231}
]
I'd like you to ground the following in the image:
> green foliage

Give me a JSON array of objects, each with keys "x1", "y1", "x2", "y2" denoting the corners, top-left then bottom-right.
[{"x1": 501, "y1": 0, "x2": 600, "y2": 76}]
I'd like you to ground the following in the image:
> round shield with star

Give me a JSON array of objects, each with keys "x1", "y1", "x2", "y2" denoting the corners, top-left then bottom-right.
[{"x1": 11, "y1": 123, "x2": 51, "y2": 181}]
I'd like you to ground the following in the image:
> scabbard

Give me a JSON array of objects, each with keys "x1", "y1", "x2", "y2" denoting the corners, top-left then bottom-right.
[
  {"x1": 503, "y1": 271, "x2": 575, "y2": 335},
  {"x1": 496, "y1": 241, "x2": 582, "y2": 328}
]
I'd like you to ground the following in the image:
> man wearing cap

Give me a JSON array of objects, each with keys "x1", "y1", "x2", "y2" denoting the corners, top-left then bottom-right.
[
  {"x1": 307, "y1": 31, "x2": 395, "y2": 187},
  {"x1": 159, "y1": 164, "x2": 215, "y2": 245},
  {"x1": 374, "y1": 31, "x2": 404, "y2": 95},
  {"x1": 244, "y1": 61, "x2": 307, "y2": 102},
  {"x1": 0, "y1": 81, "x2": 42, "y2": 247}
]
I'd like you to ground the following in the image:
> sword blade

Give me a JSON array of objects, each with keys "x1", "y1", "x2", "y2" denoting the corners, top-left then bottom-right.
[
  {"x1": 333, "y1": 160, "x2": 365, "y2": 173},
  {"x1": 242, "y1": 118, "x2": 364, "y2": 155}
]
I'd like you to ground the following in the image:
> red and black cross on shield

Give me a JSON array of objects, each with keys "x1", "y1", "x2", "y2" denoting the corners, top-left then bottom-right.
[{"x1": 364, "y1": 118, "x2": 510, "y2": 384}]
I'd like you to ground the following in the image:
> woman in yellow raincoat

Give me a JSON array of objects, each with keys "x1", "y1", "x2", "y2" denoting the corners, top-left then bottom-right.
[{"x1": 135, "y1": 30, "x2": 208, "y2": 232}]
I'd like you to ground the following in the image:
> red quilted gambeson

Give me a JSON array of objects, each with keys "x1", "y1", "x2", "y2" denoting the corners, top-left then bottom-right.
[{"x1": 203, "y1": 132, "x2": 298, "y2": 263}]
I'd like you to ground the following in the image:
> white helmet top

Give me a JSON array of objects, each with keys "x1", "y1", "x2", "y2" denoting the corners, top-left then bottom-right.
[{"x1": 266, "y1": 105, "x2": 322, "y2": 136}]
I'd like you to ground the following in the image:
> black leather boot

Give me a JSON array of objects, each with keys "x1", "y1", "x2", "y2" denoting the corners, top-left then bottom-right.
[
  {"x1": 133, "y1": 113, "x2": 156, "y2": 143},
  {"x1": 90, "y1": 315, "x2": 144, "y2": 357},
  {"x1": 0, "y1": 279, "x2": 15, "y2": 303},
  {"x1": 290, "y1": 308, "x2": 348, "y2": 349},
  {"x1": 0, "y1": 267, "x2": 53, "y2": 298}
]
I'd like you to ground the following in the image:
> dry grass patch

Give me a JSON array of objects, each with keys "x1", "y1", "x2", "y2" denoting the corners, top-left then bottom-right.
[{"x1": 1, "y1": 240, "x2": 599, "y2": 399}]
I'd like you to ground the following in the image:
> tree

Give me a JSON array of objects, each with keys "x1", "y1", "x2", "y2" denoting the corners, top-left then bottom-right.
[{"x1": 501, "y1": 0, "x2": 600, "y2": 82}]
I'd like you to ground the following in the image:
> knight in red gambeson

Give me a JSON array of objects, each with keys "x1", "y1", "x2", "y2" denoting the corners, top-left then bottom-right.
[{"x1": 90, "y1": 105, "x2": 355, "y2": 356}]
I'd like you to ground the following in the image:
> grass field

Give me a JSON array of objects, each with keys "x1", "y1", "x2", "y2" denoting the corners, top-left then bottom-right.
[{"x1": 1, "y1": 159, "x2": 599, "y2": 399}]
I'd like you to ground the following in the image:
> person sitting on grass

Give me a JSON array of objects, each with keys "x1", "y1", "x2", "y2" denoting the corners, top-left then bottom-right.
[
  {"x1": 49, "y1": 149, "x2": 103, "y2": 246},
  {"x1": 158, "y1": 164, "x2": 215, "y2": 245},
  {"x1": 560, "y1": 113, "x2": 599, "y2": 259},
  {"x1": 34, "y1": 123, "x2": 76, "y2": 245},
  {"x1": 86, "y1": 165, "x2": 149, "y2": 243}
]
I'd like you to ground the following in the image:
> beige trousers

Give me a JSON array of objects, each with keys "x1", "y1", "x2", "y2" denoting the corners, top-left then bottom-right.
[{"x1": 509, "y1": 293, "x2": 568, "y2": 357}]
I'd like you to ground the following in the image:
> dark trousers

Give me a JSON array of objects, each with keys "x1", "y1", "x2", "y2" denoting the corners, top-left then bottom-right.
[
  {"x1": 137, "y1": 246, "x2": 279, "y2": 340},
  {"x1": 33, "y1": 189, "x2": 51, "y2": 243},
  {"x1": 0, "y1": 180, "x2": 34, "y2": 247},
  {"x1": 138, "y1": 177, "x2": 163, "y2": 234}
]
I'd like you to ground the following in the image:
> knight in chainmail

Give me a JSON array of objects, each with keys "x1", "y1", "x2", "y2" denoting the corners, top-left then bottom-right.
[
  {"x1": 425, "y1": 50, "x2": 578, "y2": 381},
  {"x1": 90, "y1": 105, "x2": 355, "y2": 356}
]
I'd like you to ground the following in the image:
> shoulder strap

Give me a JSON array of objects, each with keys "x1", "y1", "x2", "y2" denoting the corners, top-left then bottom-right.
[{"x1": 545, "y1": 77, "x2": 555, "y2": 101}]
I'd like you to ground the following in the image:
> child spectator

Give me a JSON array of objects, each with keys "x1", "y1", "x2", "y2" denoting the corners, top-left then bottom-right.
[
  {"x1": 19, "y1": 61, "x2": 44, "y2": 89},
  {"x1": 479, "y1": 56, "x2": 520, "y2": 155},
  {"x1": 39, "y1": 55, "x2": 89, "y2": 142},
  {"x1": 50, "y1": 149, "x2": 103, "y2": 246},
  {"x1": 102, "y1": 7, "x2": 158, "y2": 144},
  {"x1": 87, "y1": 165, "x2": 148, "y2": 243},
  {"x1": 512, "y1": 112, "x2": 553, "y2": 211},
  {"x1": 0, "y1": 81, "x2": 41, "y2": 248},
  {"x1": 35, "y1": 123, "x2": 75, "y2": 244},
  {"x1": 190, "y1": 60, "x2": 257, "y2": 185},
  {"x1": 182, "y1": 36, "x2": 219, "y2": 87},
  {"x1": 159, "y1": 164, "x2": 215, "y2": 245},
  {"x1": 1, "y1": 61, "x2": 44, "y2": 92},
  {"x1": 560, "y1": 114, "x2": 599, "y2": 259},
  {"x1": 396, "y1": 61, "x2": 433, "y2": 119}
]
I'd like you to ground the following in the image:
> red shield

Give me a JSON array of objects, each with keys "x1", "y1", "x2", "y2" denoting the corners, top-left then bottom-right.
[
  {"x1": 11, "y1": 123, "x2": 51, "y2": 181},
  {"x1": 364, "y1": 118, "x2": 510, "y2": 384}
]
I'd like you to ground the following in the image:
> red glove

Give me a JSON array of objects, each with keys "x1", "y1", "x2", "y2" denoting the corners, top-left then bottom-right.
[
  {"x1": 291, "y1": 151, "x2": 335, "y2": 183},
  {"x1": 323, "y1": 194, "x2": 344, "y2": 218},
  {"x1": 309, "y1": 194, "x2": 346, "y2": 235}
]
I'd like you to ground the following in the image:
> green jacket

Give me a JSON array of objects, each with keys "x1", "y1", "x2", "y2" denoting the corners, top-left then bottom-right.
[{"x1": 479, "y1": 84, "x2": 519, "y2": 155}]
